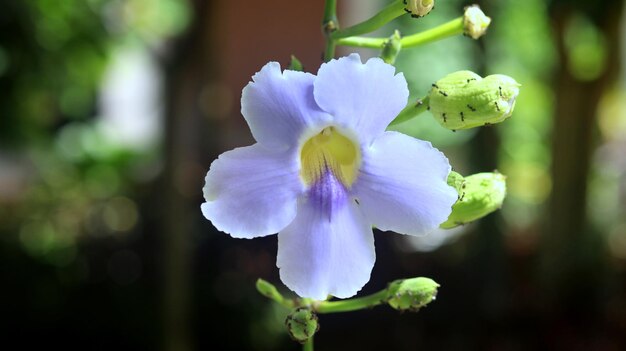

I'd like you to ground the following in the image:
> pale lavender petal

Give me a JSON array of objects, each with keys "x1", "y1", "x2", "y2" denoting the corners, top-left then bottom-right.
[
  {"x1": 241, "y1": 62, "x2": 332, "y2": 149},
  {"x1": 201, "y1": 144, "x2": 304, "y2": 239},
  {"x1": 352, "y1": 132, "x2": 458, "y2": 236},
  {"x1": 277, "y1": 170, "x2": 375, "y2": 300},
  {"x1": 313, "y1": 54, "x2": 409, "y2": 144}
]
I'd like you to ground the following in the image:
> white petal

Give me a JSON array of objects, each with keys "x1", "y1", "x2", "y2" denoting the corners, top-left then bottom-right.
[
  {"x1": 353, "y1": 132, "x2": 458, "y2": 236},
  {"x1": 201, "y1": 144, "x2": 304, "y2": 238},
  {"x1": 313, "y1": 54, "x2": 409, "y2": 144},
  {"x1": 241, "y1": 62, "x2": 332, "y2": 149},
  {"x1": 277, "y1": 171, "x2": 375, "y2": 300}
]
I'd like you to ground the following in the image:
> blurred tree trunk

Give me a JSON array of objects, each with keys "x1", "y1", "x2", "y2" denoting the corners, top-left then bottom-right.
[
  {"x1": 541, "y1": 0, "x2": 624, "y2": 316},
  {"x1": 159, "y1": 1, "x2": 219, "y2": 350}
]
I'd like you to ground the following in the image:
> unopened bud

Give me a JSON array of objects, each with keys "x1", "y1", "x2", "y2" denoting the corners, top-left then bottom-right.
[
  {"x1": 386, "y1": 277, "x2": 440, "y2": 312},
  {"x1": 440, "y1": 172, "x2": 506, "y2": 229},
  {"x1": 288, "y1": 55, "x2": 303, "y2": 72},
  {"x1": 381, "y1": 30, "x2": 402, "y2": 65},
  {"x1": 447, "y1": 171, "x2": 465, "y2": 197},
  {"x1": 428, "y1": 70, "x2": 520, "y2": 130},
  {"x1": 404, "y1": 0, "x2": 434, "y2": 18},
  {"x1": 285, "y1": 307, "x2": 319, "y2": 344},
  {"x1": 256, "y1": 278, "x2": 283, "y2": 300},
  {"x1": 463, "y1": 5, "x2": 491, "y2": 39}
]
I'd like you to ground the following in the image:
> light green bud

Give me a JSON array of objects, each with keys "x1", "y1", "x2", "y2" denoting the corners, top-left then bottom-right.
[
  {"x1": 447, "y1": 171, "x2": 465, "y2": 197},
  {"x1": 440, "y1": 172, "x2": 506, "y2": 229},
  {"x1": 463, "y1": 5, "x2": 491, "y2": 39},
  {"x1": 256, "y1": 278, "x2": 283, "y2": 301},
  {"x1": 288, "y1": 55, "x2": 303, "y2": 72},
  {"x1": 381, "y1": 30, "x2": 402, "y2": 65},
  {"x1": 428, "y1": 70, "x2": 520, "y2": 131},
  {"x1": 285, "y1": 307, "x2": 319, "y2": 343},
  {"x1": 386, "y1": 277, "x2": 440, "y2": 312},
  {"x1": 404, "y1": 0, "x2": 434, "y2": 18}
]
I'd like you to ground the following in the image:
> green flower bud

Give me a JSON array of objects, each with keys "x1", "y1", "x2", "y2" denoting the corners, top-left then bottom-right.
[
  {"x1": 386, "y1": 277, "x2": 440, "y2": 312},
  {"x1": 463, "y1": 5, "x2": 491, "y2": 39},
  {"x1": 403, "y1": 0, "x2": 434, "y2": 18},
  {"x1": 447, "y1": 171, "x2": 465, "y2": 196},
  {"x1": 428, "y1": 70, "x2": 520, "y2": 131},
  {"x1": 256, "y1": 278, "x2": 282, "y2": 299},
  {"x1": 381, "y1": 30, "x2": 402, "y2": 65},
  {"x1": 440, "y1": 172, "x2": 506, "y2": 229},
  {"x1": 288, "y1": 55, "x2": 303, "y2": 72},
  {"x1": 285, "y1": 307, "x2": 319, "y2": 344}
]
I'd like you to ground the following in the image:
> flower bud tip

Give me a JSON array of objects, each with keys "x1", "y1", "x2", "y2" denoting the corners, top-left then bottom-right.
[
  {"x1": 285, "y1": 308, "x2": 320, "y2": 343},
  {"x1": 404, "y1": 0, "x2": 435, "y2": 18},
  {"x1": 386, "y1": 277, "x2": 440, "y2": 312},
  {"x1": 440, "y1": 172, "x2": 507, "y2": 229},
  {"x1": 463, "y1": 5, "x2": 491, "y2": 39}
]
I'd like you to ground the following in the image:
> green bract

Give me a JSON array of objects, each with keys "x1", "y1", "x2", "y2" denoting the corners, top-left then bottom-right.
[
  {"x1": 386, "y1": 277, "x2": 439, "y2": 312},
  {"x1": 428, "y1": 70, "x2": 520, "y2": 131},
  {"x1": 440, "y1": 172, "x2": 507, "y2": 229},
  {"x1": 285, "y1": 307, "x2": 320, "y2": 343}
]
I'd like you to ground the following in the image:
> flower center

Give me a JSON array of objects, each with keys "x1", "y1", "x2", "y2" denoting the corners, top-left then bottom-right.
[{"x1": 300, "y1": 126, "x2": 361, "y2": 187}]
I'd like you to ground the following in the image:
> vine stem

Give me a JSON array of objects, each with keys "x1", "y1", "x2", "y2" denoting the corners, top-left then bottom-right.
[
  {"x1": 389, "y1": 96, "x2": 430, "y2": 127},
  {"x1": 330, "y1": 1, "x2": 407, "y2": 40},
  {"x1": 322, "y1": 0, "x2": 338, "y2": 61},
  {"x1": 313, "y1": 289, "x2": 389, "y2": 314},
  {"x1": 337, "y1": 16, "x2": 465, "y2": 49},
  {"x1": 303, "y1": 336, "x2": 314, "y2": 351}
]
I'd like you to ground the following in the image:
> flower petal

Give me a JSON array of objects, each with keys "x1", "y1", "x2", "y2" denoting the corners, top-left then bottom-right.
[
  {"x1": 313, "y1": 54, "x2": 409, "y2": 144},
  {"x1": 201, "y1": 144, "x2": 304, "y2": 238},
  {"x1": 241, "y1": 62, "x2": 332, "y2": 149},
  {"x1": 277, "y1": 171, "x2": 375, "y2": 300},
  {"x1": 352, "y1": 131, "x2": 458, "y2": 236}
]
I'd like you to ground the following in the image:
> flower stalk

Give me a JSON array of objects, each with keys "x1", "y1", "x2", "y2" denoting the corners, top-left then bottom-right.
[
  {"x1": 303, "y1": 337, "x2": 314, "y2": 351},
  {"x1": 337, "y1": 5, "x2": 491, "y2": 50},
  {"x1": 322, "y1": 0, "x2": 339, "y2": 61},
  {"x1": 337, "y1": 16, "x2": 464, "y2": 49},
  {"x1": 330, "y1": 1, "x2": 407, "y2": 40},
  {"x1": 388, "y1": 96, "x2": 430, "y2": 126},
  {"x1": 313, "y1": 289, "x2": 390, "y2": 314}
]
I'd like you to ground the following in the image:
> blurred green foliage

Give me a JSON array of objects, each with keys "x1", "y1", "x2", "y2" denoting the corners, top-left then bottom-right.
[{"x1": 0, "y1": 0, "x2": 189, "y2": 265}]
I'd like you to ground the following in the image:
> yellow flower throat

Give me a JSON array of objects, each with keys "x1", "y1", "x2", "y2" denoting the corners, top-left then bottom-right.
[{"x1": 300, "y1": 126, "x2": 361, "y2": 187}]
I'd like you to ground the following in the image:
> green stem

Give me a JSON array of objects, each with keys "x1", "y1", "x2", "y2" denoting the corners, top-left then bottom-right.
[
  {"x1": 255, "y1": 279, "x2": 296, "y2": 309},
  {"x1": 322, "y1": 0, "x2": 338, "y2": 61},
  {"x1": 389, "y1": 96, "x2": 430, "y2": 127},
  {"x1": 336, "y1": 16, "x2": 465, "y2": 49},
  {"x1": 336, "y1": 36, "x2": 386, "y2": 49},
  {"x1": 401, "y1": 17, "x2": 464, "y2": 48},
  {"x1": 330, "y1": 1, "x2": 407, "y2": 40},
  {"x1": 303, "y1": 336, "x2": 314, "y2": 351},
  {"x1": 314, "y1": 289, "x2": 389, "y2": 314}
]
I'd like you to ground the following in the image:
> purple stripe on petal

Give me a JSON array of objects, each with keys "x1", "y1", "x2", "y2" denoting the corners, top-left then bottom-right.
[
  {"x1": 277, "y1": 169, "x2": 375, "y2": 299},
  {"x1": 308, "y1": 167, "x2": 348, "y2": 222}
]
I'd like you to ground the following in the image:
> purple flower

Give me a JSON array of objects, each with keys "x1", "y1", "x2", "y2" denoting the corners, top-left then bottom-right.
[{"x1": 202, "y1": 54, "x2": 457, "y2": 300}]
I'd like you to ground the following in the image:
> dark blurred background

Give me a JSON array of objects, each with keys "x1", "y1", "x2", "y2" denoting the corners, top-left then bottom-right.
[{"x1": 1, "y1": 0, "x2": 626, "y2": 350}]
